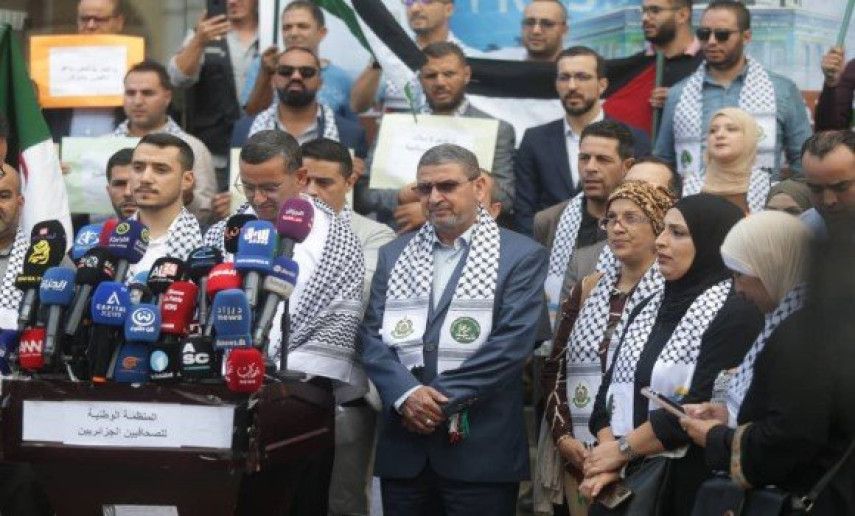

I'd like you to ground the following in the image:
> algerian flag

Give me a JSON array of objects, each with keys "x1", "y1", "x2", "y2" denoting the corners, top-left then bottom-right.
[{"x1": 0, "y1": 24, "x2": 72, "y2": 244}]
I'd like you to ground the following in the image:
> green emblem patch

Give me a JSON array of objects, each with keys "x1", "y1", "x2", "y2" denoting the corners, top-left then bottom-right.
[
  {"x1": 573, "y1": 383, "x2": 591, "y2": 409},
  {"x1": 680, "y1": 149, "x2": 692, "y2": 169},
  {"x1": 450, "y1": 317, "x2": 480, "y2": 344},
  {"x1": 391, "y1": 317, "x2": 414, "y2": 339}
]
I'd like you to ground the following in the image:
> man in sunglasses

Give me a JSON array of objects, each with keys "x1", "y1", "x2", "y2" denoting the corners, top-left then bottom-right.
[
  {"x1": 800, "y1": 131, "x2": 855, "y2": 239},
  {"x1": 361, "y1": 143, "x2": 547, "y2": 515},
  {"x1": 654, "y1": 0, "x2": 810, "y2": 181}
]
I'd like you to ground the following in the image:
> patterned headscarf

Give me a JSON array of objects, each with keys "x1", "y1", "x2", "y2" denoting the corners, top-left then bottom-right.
[
  {"x1": 703, "y1": 107, "x2": 759, "y2": 196},
  {"x1": 606, "y1": 180, "x2": 674, "y2": 235}
]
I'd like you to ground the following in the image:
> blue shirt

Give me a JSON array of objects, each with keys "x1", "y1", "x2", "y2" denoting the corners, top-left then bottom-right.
[{"x1": 654, "y1": 61, "x2": 812, "y2": 179}]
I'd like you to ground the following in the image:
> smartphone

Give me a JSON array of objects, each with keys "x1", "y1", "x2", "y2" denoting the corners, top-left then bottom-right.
[
  {"x1": 641, "y1": 387, "x2": 685, "y2": 417},
  {"x1": 206, "y1": 0, "x2": 227, "y2": 18},
  {"x1": 597, "y1": 481, "x2": 633, "y2": 509}
]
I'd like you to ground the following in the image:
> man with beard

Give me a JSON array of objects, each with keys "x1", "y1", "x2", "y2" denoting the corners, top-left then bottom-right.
[
  {"x1": 356, "y1": 42, "x2": 515, "y2": 231},
  {"x1": 489, "y1": 0, "x2": 567, "y2": 62},
  {"x1": 514, "y1": 46, "x2": 650, "y2": 236},
  {"x1": 104, "y1": 148, "x2": 137, "y2": 219},
  {"x1": 654, "y1": 0, "x2": 810, "y2": 179},
  {"x1": 800, "y1": 131, "x2": 855, "y2": 239}
]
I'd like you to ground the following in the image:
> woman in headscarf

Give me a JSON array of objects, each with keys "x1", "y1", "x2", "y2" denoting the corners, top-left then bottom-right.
[
  {"x1": 678, "y1": 212, "x2": 844, "y2": 512},
  {"x1": 765, "y1": 179, "x2": 813, "y2": 215},
  {"x1": 683, "y1": 107, "x2": 770, "y2": 214},
  {"x1": 538, "y1": 182, "x2": 672, "y2": 514},
  {"x1": 580, "y1": 194, "x2": 763, "y2": 514}
]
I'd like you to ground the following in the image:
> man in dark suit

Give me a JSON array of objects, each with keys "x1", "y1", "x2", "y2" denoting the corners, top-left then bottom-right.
[
  {"x1": 514, "y1": 46, "x2": 650, "y2": 235},
  {"x1": 360, "y1": 144, "x2": 546, "y2": 515},
  {"x1": 356, "y1": 42, "x2": 516, "y2": 231}
]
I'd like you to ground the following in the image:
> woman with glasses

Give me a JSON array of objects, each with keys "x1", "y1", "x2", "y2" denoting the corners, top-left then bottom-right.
[
  {"x1": 580, "y1": 194, "x2": 763, "y2": 515},
  {"x1": 539, "y1": 181, "x2": 672, "y2": 515}
]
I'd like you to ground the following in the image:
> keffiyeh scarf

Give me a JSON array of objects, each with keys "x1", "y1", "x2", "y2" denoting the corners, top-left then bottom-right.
[
  {"x1": 126, "y1": 207, "x2": 202, "y2": 279},
  {"x1": 249, "y1": 102, "x2": 340, "y2": 142},
  {"x1": 545, "y1": 193, "x2": 585, "y2": 326},
  {"x1": 607, "y1": 279, "x2": 732, "y2": 436},
  {"x1": 381, "y1": 207, "x2": 500, "y2": 374},
  {"x1": 0, "y1": 227, "x2": 29, "y2": 329},
  {"x1": 113, "y1": 117, "x2": 185, "y2": 138}
]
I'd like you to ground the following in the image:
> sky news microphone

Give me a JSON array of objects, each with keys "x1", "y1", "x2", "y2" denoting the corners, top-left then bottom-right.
[
  {"x1": 114, "y1": 304, "x2": 160, "y2": 383},
  {"x1": 88, "y1": 282, "x2": 131, "y2": 382},
  {"x1": 225, "y1": 347, "x2": 265, "y2": 393},
  {"x1": 18, "y1": 327, "x2": 46, "y2": 371},
  {"x1": 235, "y1": 220, "x2": 277, "y2": 311},
  {"x1": 186, "y1": 246, "x2": 223, "y2": 325},
  {"x1": 64, "y1": 248, "x2": 116, "y2": 337},
  {"x1": 147, "y1": 257, "x2": 186, "y2": 306},
  {"x1": 105, "y1": 220, "x2": 149, "y2": 282},
  {"x1": 151, "y1": 281, "x2": 197, "y2": 381},
  {"x1": 253, "y1": 257, "x2": 298, "y2": 351},
  {"x1": 15, "y1": 232, "x2": 67, "y2": 331},
  {"x1": 38, "y1": 266, "x2": 76, "y2": 364},
  {"x1": 204, "y1": 263, "x2": 242, "y2": 336},
  {"x1": 224, "y1": 214, "x2": 257, "y2": 255},
  {"x1": 98, "y1": 219, "x2": 119, "y2": 247},
  {"x1": 276, "y1": 198, "x2": 314, "y2": 258},
  {"x1": 0, "y1": 330, "x2": 19, "y2": 375},
  {"x1": 71, "y1": 223, "x2": 103, "y2": 262},
  {"x1": 211, "y1": 289, "x2": 251, "y2": 350}
]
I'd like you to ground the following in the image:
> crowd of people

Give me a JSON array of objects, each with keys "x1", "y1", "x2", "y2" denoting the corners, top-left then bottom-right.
[{"x1": 0, "y1": 0, "x2": 853, "y2": 514}]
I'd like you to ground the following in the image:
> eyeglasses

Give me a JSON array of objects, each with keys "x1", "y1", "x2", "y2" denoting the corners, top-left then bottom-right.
[
  {"x1": 78, "y1": 15, "x2": 116, "y2": 25},
  {"x1": 412, "y1": 178, "x2": 474, "y2": 197},
  {"x1": 402, "y1": 0, "x2": 449, "y2": 6},
  {"x1": 806, "y1": 180, "x2": 854, "y2": 195},
  {"x1": 234, "y1": 179, "x2": 284, "y2": 199},
  {"x1": 640, "y1": 6, "x2": 679, "y2": 16},
  {"x1": 599, "y1": 212, "x2": 650, "y2": 230},
  {"x1": 695, "y1": 27, "x2": 741, "y2": 43},
  {"x1": 522, "y1": 17, "x2": 564, "y2": 29},
  {"x1": 276, "y1": 66, "x2": 319, "y2": 79}
]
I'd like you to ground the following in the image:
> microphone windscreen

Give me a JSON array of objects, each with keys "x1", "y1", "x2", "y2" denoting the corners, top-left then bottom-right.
[
  {"x1": 224, "y1": 214, "x2": 257, "y2": 254},
  {"x1": 180, "y1": 335, "x2": 218, "y2": 379},
  {"x1": 71, "y1": 223, "x2": 103, "y2": 261},
  {"x1": 76, "y1": 248, "x2": 117, "y2": 286},
  {"x1": 30, "y1": 219, "x2": 67, "y2": 250},
  {"x1": 211, "y1": 289, "x2": 252, "y2": 349},
  {"x1": 263, "y1": 257, "x2": 299, "y2": 298},
  {"x1": 206, "y1": 263, "x2": 242, "y2": 298},
  {"x1": 160, "y1": 281, "x2": 198, "y2": 336},
  {"x1": 124, "y1": 304, "x2": 161, "y2": 343},
  {"x1": 186, "y1": 246, "x2": 223, "y2": 282},
  {"x1": 39, "y1": 267, "x2": 76, "y2": 306},
  {"x1": 90, "y1": 282, "x2": 131, "y2": 326},
  {"x1": 235, "y1": 220, "x2": 277, "y2": 273},
  {"x1": 112, "y1": 343, "x2": 150, "y2": 383},
  {"x1": 147, "y1": 257, "x2": 186, "y2": 295},
  {"x1": 16, "y1": 238, "x2": 66, "y2": 289},
  {"x1": 98, "y1": 218, "x2": 120, "y2": 247},
  {"x1": 276, "y1": 198, "x2": 314, "y2": 243},
  {"x1": 105, "y1": 220, "x2": 150, "y2": 264},
  {"x1": 18, "y1": 327, "x2": 46, "y2": 371},
  {"x1": 225, "y1": 347, "x2": 265, "y2": 393}
]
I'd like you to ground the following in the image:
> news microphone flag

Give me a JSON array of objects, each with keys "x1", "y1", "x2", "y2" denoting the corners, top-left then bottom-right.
[
  {"x1": 225, "y1": 347, "x2": 265, "y2": 393},
  {"x1": 124, "y1": 304, "x2": 161, "y2": 343},
  {"x1": 71, "y1": 223, "x2": 103, "y2": 261},
  {"x1": 276, "y1": 198, "x2": 314, "y2": 257},
  {"x1": 18, "y1": 327, "x2": 46, "y2": 371},
  {"x1": 235, "y1": 220, "x2": 277, "y2": 310},
  {"x1": 38, "y1": 266, "x2": 75, "y2": 360},
  {"x1": 211, "y1": 289, "x2": 252, "y2": 350},
  {"x1": 253, "y1": 256, "x2": 299, "y2": 349}
]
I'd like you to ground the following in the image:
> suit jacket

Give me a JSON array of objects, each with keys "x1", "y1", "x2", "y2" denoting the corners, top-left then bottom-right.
[
  {"x1": 360, "y1": 228, "x2": 547, "y2": 482},
  {"x1": 513, "y1": 116, "x2": 651, "y2": 235}
]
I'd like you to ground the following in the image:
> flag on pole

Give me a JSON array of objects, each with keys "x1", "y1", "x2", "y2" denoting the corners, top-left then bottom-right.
[{"x1": 0, "y1": 23, "x2": 72, "y2": 245}]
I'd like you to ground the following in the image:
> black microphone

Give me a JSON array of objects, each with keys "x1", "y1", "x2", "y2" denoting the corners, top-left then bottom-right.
[
  {"x1": 223, "y1": 214, "x2": 257, "y2": 255},
  {"x1": 147, "y1": 257, "x2": 186, "y2": 306},
  {"x1": 186, "y1": 246, "x2": 223, "y2": 325},
  {"x1": 64, "y1": 248, "x2": 117, "y2": 337},
  {"x1": 16, "y1": 231, "x2": 67, "y2": 330}
]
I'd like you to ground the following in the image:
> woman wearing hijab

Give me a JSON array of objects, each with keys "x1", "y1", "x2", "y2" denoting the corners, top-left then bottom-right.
[
  {"x1": 538, "y1": 182, "x2": 672, "y2": 514},
  {"x1": 678, "y1": 212, "x2": 845, "y2": 511},
  {"x1": 580, "y1": 194, "x2": 763, "y2": 514},
  {"x1": 683, "y1": 107, "x2": 770, "y2": 214},
  {"x1": 765, "y1": 179, "x2": 813, "y2": 216}
]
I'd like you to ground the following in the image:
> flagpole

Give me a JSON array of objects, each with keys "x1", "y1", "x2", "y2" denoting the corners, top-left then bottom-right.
[
  {"x1": 652, "y1": 50, "x2": 665, "y2": 142},
  {"x1": 839, "y1": 0, "x2": 855, "y2": 48}
]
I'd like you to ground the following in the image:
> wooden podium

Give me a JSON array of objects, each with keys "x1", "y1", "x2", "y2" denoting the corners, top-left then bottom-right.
[{"x1": 0, "y1": 378, "x2": 334, "y2": 516}]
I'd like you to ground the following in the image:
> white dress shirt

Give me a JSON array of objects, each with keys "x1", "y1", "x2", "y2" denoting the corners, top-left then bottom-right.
[{"x1": 562, "y1": 108, "x2": 605, "y2": 189}]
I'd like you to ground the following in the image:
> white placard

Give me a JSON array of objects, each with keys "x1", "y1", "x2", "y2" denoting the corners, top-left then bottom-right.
[
  {"x1": 49, "y1": 46, "x2": 128, "y2": 98},
  {"x1": 22, "y1": 400, "x2": 235, "y2": 449},
  {"x1": 62, "y1": 136, "x2": 140, "y2": 215},
  {"x1": 368, "y1": 114, "x2": 499, "y2": 190}
]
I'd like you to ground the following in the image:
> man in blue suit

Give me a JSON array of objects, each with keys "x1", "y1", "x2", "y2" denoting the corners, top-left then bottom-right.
[
  {"x1": 360, "y1": 144, "x2": 547, "y2": 515},
  {"x1": 514, "y1": 46, "x2": 651, "y2": 235}
]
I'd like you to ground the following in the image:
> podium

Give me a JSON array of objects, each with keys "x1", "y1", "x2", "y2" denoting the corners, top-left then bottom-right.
[{"x1": 0, "y1": 378, "x2": 335, "y2": 516}]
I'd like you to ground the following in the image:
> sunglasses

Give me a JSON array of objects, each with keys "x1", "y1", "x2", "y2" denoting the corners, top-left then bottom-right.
[
  {"x1": 276, "y1": 65, "x2": 319, "y2": 79},
  {"x1": 412, "y1": 178, "x2": 474, "y2": 197},
  {"x1": 522, "y1": 17, "x2": 563, "y2": 29},
  {"x1": 695, "y1": 27, "x2": 741, "y2": 43}
]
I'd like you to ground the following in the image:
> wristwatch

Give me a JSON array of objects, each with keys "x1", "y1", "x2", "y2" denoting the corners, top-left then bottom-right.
[{"x1": 617, "y1": 435, "x2": 640, "y2": 461}]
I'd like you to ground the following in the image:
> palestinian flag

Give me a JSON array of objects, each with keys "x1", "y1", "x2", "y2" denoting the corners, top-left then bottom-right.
[{"x1": 0, "y1": 24, "x2": 72, "y2": 243}]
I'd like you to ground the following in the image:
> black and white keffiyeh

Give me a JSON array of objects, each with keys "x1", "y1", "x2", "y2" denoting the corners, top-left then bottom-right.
[
  {"x1": 545, "y1": 193, "x2": 585, "y2": 325},
  {"x1": 381, "y1": 207, "x2": 500, "y2": 374},
  {"x1": 565, "y1": 263, "x2": 664, "y2": 443},
  {"x1": 673, "y1": 57, "x2": 777, "y2": 178},
  {"x1": 0, "y1": 227, "x2": 28, "y2": 329},
  {"x1": 113, "y1": 117, "x2": 185, "y2": 137},
  {"x1": 725, "y1": 283, "x2": 807, "y2": 427},
  {"x1": 127, "y1": 207, "x2": 202, "y2": 279},
  {"x1": 607, "y1": 279, "x2": 732, "y2": 436},
  {"x1": 682, "y1": 167, "x2": 771, "y2": 213},
  {"x1": 248, "y1": 101, "x2": 340, "y2": 142}
]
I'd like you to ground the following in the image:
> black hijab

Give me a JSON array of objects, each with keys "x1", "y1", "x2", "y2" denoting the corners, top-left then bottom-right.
[{"x1": 659, "y1": 194, "x2": 744, "y2": 322}]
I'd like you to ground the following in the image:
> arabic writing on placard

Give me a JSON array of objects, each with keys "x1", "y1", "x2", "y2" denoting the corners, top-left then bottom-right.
[{"x1": 49, "y1": 46, "x2": 128, "y2": 97}]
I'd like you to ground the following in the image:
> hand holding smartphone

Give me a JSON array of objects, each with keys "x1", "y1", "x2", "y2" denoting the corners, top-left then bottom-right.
[{"x1": 641, "y1": 387, "x2": 686, "y2": 418}]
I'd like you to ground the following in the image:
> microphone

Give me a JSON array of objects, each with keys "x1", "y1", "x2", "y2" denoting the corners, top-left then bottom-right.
[
  {"x1": 104, "y1": 220, "x2": 149, "y2": 282},
  {"x1": 64, "y1": 248, "x2": 117, "y2": 337},
  {"x1": 225, "y1": 347, "x2": 265, "y2": 393},
  {"x1": 125, "y1": 303, "x2": 161, "y2": 343},
  {"x1": 31, "y1": 220, "x2": 67, "y2": 248},
  {"x1": 112, "y1": 343, "x2": 149, "y2": 384},
  {"x1": 89, "y1": 282, "x2": 131, "y2": 382},
  {"x1": 15, "y1": 232, "x2": 67, "y2": 330},
  {"x1": 98, "y1": 218, "x2": 119, "y2": 247},
  {"x1": 276, "y1": 198, "x2": 314, "y2": 258},
  {"x1": 151, "y1": 281, "x2": 197, "y2": 382},
  {"x1": 114, "y1": 304, "x2": 161, "y2": 384},
  {"x1": 186, "y1": 246, "x2": 223, "y2": 325},
  {"x1": 211, "y1": 289, "x2": 252, "y2": 350},
  {"x1": 234, "y1": 220, "x2": 277, "y2": 311},
  {"x1": 203, "y1": 263, "x2": 242, "y2": 336},
  {"x1": 147, "y1": 257, "x2": 186, "y2": 306},
  {"x1": 224, "y1": 214, "x2": 257, "y2": 255},
  {"x1": 0, "y1": 330, "x2": 19, "y2": 375},
  {"x1": 128, "y1": 271, "x2": 153, "y2": 305},
  {"x1": 18, "y1": 327, "x2": 46, "y2": 372},
  {"x1": 71, "y1": 223, "x2": 103, "y2": 262},
  {"x1": 180, "y1": 335, "x2": 218, "y2": 381},
  {"x1": 38, "y1": 267, "x2": 76, "y2": 364},
  {"x1": 252, "y1": 257, "x2": 298, "y2": 351}
]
